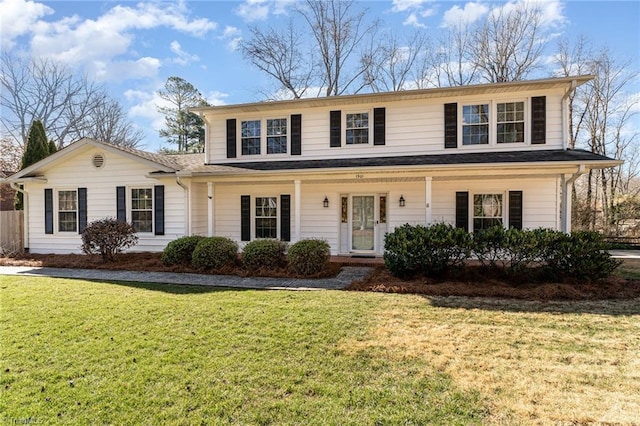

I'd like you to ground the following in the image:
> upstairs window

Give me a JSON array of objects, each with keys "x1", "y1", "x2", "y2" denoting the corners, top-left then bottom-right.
[
  {"x1": 346, "y1": 112, "x2": 369, "y2": 144},
  {"x1": 241, "y1": 120, "x2": 261, "y2": 155},
  {"x1": 462, "y1": 104, "x2": 489, "y2": 145},
  {"x1": 255, "y1": 197, "x2": 277, "y2": 238},
  {"x1": 497, "y1": 101, "x2": 525, "y2": 143},
  {"x1": 131, "y1": 188, "x2": 153, "y2": 233},
  {"x1": 58, "y1": 190, "x2": 77, "y2": 232},
  {"x1": 267, "y1": 118, "x2": 287, "y2": 154}
]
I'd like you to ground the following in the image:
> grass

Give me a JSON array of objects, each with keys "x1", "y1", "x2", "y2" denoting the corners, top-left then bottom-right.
[
  {"x1": 2, "y1": 276, "x2": 639, "y2": 424},
  {"x1": 617, "y1": 258, "x2": 640, "y2": 280}
]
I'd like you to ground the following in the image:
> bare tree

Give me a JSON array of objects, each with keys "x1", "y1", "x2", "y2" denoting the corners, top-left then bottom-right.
[
  {"x1": 0, "y1": 137, "x2": 22, "y2": 172},
  {"x1": 1, "y1": 53, "x2": 142, "y2": 148},
  {"x1": 77, "y1": 98, "x2": 145, "y2": 148},
  {"x1": 431, "y1": 23, "x2": 479, "y2": 87},
  {"x1": 242, "y1": 21, "x2": 313, "y2": 100},
  {"x1": 469, "y1": 2, "x2": 546, "y2": 83},
  {"x1": 362, "y1": 30, "x2": 429, "y2": 92}
]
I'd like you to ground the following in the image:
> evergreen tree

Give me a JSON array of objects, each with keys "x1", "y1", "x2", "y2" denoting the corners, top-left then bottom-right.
[
  {"x1": 15, "y1": 120, "x2": 51, "y2": 209},
  {"x1": 48, "y1": 139, "x2": 57, "y2": 154}
]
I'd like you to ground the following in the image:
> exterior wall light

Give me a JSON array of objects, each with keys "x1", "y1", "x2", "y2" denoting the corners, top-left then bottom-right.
[
  {"x1": 323, "y1": 196, "x2": 329, "y2": 208},
  {"x1": 399, "y1": 195, "x2": 405, "y2": 207}
]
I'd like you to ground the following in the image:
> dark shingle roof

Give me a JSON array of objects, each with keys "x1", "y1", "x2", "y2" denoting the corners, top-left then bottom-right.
[{"x1": 208, "y1": 149, "x2": 617, "y2": 171}]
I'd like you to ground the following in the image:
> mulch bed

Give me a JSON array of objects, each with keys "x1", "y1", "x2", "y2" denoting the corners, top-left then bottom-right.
[{"x1": 2, "y1": 253, "x2": 639, "y2": 300}]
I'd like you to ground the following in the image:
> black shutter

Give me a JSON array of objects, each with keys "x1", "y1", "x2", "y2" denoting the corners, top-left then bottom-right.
[
  {"x1": 373, "y1": 107, "x2": 386, "y2": 145},
  {"x1": 330, "y1": 110, "x2": 341, "y2": 147},
  {"x1": 241, "y1": 195, "x2": 251, "y2": 241},
  {"x1": 226, "y1": 118, "x2": 237, "y2": 158},
  {"x1": 291, "y1": 114, "x2": 302, "y2": 155},
  {"x1": 116, "y1": 186, "x2": 126, "y2": 222},
  {"x1": 280, "y1": 194, "x2": 291, "y2": 242},
  {"x1": 78, "y1": 187, "x2": 87, "y2": 234},
  {"x1": 444, "y1": 103, "x2": 458, "y2": 149},
  {"x1": 531, "y1": 96, "x2": 546, "y2": 144},
  {"x1": 508, "y1": 191, "x2": 523, "y2": 230},
  {"x1": 44, "y1": 188, "x2": 53, "y2": 234},
  {"x1": 154, "y1": 185, "x2": 164, "y2": 236},
  {"x1": 455, "y1": 191, "x2": 469, "y2": 232}
]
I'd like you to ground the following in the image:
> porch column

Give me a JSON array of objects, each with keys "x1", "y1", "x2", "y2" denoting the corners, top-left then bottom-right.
[
  {"x1": 207, "y1": 182, "x2": 214, "y2": 237},
  {"x1": 294, "y1": 180, "x2": 301, "y2": 242},
  {"x1": 425, "y1": 176, "x2": 433, "y2": 225}
]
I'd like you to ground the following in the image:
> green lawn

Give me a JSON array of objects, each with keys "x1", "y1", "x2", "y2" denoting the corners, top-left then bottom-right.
[{"x1": 2, "y1": 276, "x2": 639, "y2": 425}]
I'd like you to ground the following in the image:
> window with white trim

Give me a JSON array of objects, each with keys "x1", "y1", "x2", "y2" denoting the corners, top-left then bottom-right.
[
  {"x1": 496, "y1": 101, "x2": 525, "y2": 143},
  {"x1": 131, "y1": 188, "x2": 153, "y2": 233},
  {"x1": 241, "y1": 120, "x2": 261, "y2": 155},
  {"x1": 266, "y1": 118, "x2": 287, "y2": 154},
  {"x1": 462, "y1": 104, "x2": 489, "y2": 145},
  {"x1": 473, "y1": 193, "x2": 503, "y2": 231},
  {"x1": 58, "y1": 190, "x2": 77, "y2": 232},
  {"x1": 255, "y1": 197, "x2": 277, "y2": 238},
  {"x1": 346, "y1": 112, "x2": 369, "y2": 144}
]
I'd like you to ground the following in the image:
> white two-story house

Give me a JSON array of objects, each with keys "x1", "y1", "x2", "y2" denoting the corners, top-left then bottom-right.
[{"x1": 5, "y1": 76, "x2": 621, "y2": 255}]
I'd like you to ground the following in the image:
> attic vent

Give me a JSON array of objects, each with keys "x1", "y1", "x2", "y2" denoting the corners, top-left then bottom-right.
[{"x1": 92, "y1": 153, "x2": 105, "y2": 168}]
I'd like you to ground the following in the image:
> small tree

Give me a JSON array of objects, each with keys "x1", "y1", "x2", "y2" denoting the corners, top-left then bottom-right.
[
  {"x1": 16, "y1": 120, "x2": 52, "y2": 209},
  {"x1": 81, "y1": 218, "x2": 138, "y2": 262}
]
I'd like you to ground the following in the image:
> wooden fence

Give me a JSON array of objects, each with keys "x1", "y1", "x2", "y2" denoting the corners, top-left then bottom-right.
[{"x1": 0, "y1": 210, "x2": 24, "y2": 254}]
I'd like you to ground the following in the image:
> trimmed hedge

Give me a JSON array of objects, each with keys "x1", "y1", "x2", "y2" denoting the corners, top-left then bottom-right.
[
  {"x1": 287, "y1": 239, "x2": 330, "y2": 276},
  {"x1": 191, "y1": 237, "x2": 239, "y2": 270},
  {"x1": 162, "y1": 236, "x2": 206, "y2": 266},
  {"x1": 242, "y1": 239, "x2": 287, "y2": 272},
  {"x1": 384, "y1": 224, "x2": 620, "y2": 282}
]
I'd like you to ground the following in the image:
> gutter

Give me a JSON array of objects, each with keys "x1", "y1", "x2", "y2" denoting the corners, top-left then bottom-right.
[
  {"x1": 9, "y1": 182, "x2": 29, "y2": 252},
  {"x1": 561, "y1": 164, "x2": 586, "y2": 233},
  {"x1": 175, "y1": 176, "x2": 190, "y2": 236},
  {"x1": 561, "y1": 79, "x2": 578, "y2": 150}
]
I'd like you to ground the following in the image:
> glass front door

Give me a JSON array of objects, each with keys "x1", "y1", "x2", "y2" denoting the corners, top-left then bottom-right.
[{"x1": 351, "y1": 195, "x2": 375, "y2": 251}]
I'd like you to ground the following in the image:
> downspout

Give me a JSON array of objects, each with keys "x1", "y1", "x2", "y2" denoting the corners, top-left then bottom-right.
[
  {"x1": 10, "y1": 182, "x2": 29, "y2": 252},
  {"x1": 561, "y1": 165, "x2": 585, "y2": 233},
  {"x1": 175, "y1": 176, "x2": 190, "y2": 236},
  {"x1": 561, "y1": 79, "x2": 577, "y2": 150}
]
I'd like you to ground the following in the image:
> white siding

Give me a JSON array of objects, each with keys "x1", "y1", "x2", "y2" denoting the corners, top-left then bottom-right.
[
  {"x1": 190, "y1": 182, "x2": 208, "y2": 236},
  {"x1": 207, "y1": 88, "x2": 564, "y2": 164},
  {"x1": 24, "y1": 146, "x2": 187, "y2": 254}
]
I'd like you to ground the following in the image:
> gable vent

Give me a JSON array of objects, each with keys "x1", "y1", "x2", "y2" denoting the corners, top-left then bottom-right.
[{"x1": 92, "y1": 153, "x2": 105, "y2": 168}]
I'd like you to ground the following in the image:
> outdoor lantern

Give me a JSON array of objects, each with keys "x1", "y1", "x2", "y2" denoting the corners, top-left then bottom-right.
[
  {"x1": 399, "y1": 195, "x2": 405, "y2": 207},
  {"x1": 323, "y1": 196, "x2": 329, "y2": 208}
]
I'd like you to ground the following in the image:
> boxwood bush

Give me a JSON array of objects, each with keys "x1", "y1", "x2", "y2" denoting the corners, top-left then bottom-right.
[
  {"x1": 242, "y1": 239, "x2": 287, "y2": 272},
  {"x1": 287, "y1": 239, "x2": 330, "y2": 276},
  {"x1": 162, "y1": 236, "x2": 206, "y2": 266},
  {"x1": 191, "y1": 236, "x2": 239, "y2": 271},
  {"x1": 384, "y1": 223, "x2": 472, "y2": 278}
]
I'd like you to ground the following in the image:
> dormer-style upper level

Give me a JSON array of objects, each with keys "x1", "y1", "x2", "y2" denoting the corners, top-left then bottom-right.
[{"x1": 193, "y1": 76, "x2": 592, "y2": 165}]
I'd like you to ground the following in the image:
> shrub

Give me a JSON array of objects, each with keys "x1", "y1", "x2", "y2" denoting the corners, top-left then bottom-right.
[
  {"x1": 81, "y1": 218, "x2": 138, "y2": 262},
  {"x1": 162, "y1": 236, "x2": 206, "y2": 266},
  {"x1": 384, "y1": 223, "x2": 472, "y2": 278},
  {"x1": 287, "y1": 239, "x2": 330, "y2": 276},
  {"x1": 544, "y1": 230, "x2": 622, "y2": 281},
  {"x1": 501, "y1": 228, "x2": 552, "y2": 274},
  {"x1": 242, "y1": 239, "x2": 287, "y2": 272},
  {"x1": 191, "y1": 237, "x2": 239, "y2": 271},
  {"x1": 472, "y1": 226, "x2": 506, "y2": 270}
]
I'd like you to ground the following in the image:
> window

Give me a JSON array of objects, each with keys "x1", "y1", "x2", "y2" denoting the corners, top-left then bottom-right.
[
  {"x1": 462, "y1": 104, "x2": 489, "y2": 145},
  {"x1": 473, "y1": 194, "x2": 503, "y2": 231},
  {"x1": 241, "y1": 120, "x2": 261, "y2": 155},
  {"x1": 267, "y1": 118, "x2": 287, "y2": 154},
  {"x1": 497, "y1": 101, "x2": 525, "y2": 143},
  {"x1": 255, "y1": 197, "x2": 277, "y2": 238},
  {"x1": 346, "y1": 112, "x2": 369, "y2": 144},
  {"x1": 131, "y1": 188, "x2": 153, "y2": 233},
  {"x1": 58, "y1": 190, "x2": 77, "y2": 232}
]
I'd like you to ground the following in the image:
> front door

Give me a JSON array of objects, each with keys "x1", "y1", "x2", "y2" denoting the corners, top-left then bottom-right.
[{"x1": 351, "y1": 195, "x2": 375, "y2": 252}]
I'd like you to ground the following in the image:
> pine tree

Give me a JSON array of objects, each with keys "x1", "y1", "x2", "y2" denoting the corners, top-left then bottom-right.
[
  {"x1": 48, "y1": 139, "x2": 57, "y2": 154},
  {"x1": 15, "y1": 120, "x2": 51, "y2": 209}
]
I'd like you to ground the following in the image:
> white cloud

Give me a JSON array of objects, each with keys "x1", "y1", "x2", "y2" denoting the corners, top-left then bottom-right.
[
  {"x1": 441, "y1": 2, "x2": 489, "y2": 28},
  {"x1": 235, "y1": 0, "x2": 270, "y2": 22},
  {"x1": 391, "y1": 0, "x2": 436, "y2": 28},
  {"x1": 90, "y1": 57, "x2": 162, "y2": 82},
  {"x1": 403, "y1": 13, "x2": 427, "y2": 28},
  {"x1": 392, "y1": 0, "x2": 432, "y2": 13},
  {"x1": 169, "y1": 40, "x2": 200, "y2": 66},
  {"x1": 205, "y1": 91, "x2": 229, "y2": 106},
  {"x1": 219, "y1": 26, "x2": 242, "y2": 51},
  {"x1": 0, "y1": 0, "x2": 53, "y2": 49},
  {"x1": 125, "y1": 88, "x2": 167, "y2": 133}
]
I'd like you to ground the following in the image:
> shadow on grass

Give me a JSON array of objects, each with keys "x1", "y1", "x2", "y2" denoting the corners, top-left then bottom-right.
[
  {"x1": 84, "y1": 278, "x2": 254, "y2": 295},
  {"x1": 421, "y1": 294, "x2": 640, "y2": 316}
]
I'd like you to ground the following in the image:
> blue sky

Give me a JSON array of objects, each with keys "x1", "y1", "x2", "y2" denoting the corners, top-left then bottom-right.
[{"x1": 2, "y1": 0, "x2": 639, "y2": 152}]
